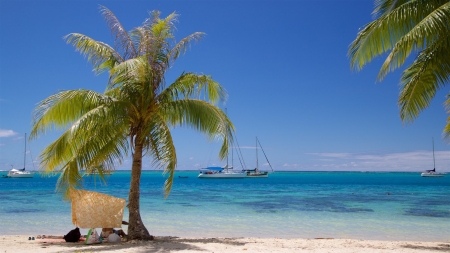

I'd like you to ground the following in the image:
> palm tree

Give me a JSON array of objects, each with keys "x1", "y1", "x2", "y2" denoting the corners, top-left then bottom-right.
[
  {"x1": 349, "y1": 0, "x2": 450, "y2": 139},
  {"x1": 30, "y1": 6, "x2": 234, "y2": 240}
]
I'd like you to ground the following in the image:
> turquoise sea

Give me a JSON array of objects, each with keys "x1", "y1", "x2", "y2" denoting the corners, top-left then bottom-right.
[{"x1": 1, "y1": 171, "x2": 449, "y2": 242}]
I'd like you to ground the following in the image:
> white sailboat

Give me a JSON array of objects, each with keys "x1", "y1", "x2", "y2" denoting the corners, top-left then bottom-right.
[
  {"x1": 421, "y1": 138, "x2": 444, "y2": 177},
  {"x1": 198, "y1": 111, "x2": 246, "y2": 179},
  {"x1": 5, "y1": 168, "x2": 33, "y2": 178},
  {"x1": 198, "y1": 146, "x2": 246, "y2": 178},
  {"x1": 242, "y1": 137, "x2": 273, "y2": 178},
  {"x1": 198, "y1": 149, "x2": 247, "y2": 179},
  {"x1": 198, "y1": 165, "x2": 246, "y2": 178},
  {"x1": 3, "y1": 133, "x2": 34, "y2": 178}
]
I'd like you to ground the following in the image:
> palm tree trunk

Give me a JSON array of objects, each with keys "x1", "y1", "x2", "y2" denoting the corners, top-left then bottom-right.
[{"x1": 127, "y1": 140, "x2": 153, "y2": 240}]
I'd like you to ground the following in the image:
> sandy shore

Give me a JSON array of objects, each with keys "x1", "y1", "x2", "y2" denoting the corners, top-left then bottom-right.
[{"x1": 1, "y1": 235, "x2": 449, "y2": 253}]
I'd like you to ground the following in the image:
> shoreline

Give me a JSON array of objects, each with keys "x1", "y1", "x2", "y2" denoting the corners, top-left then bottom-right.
[{"x1": 1, "y1": 235, "x2": 449, "y2": 253}]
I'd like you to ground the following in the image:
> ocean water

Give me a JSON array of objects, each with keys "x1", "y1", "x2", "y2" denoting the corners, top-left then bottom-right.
[{"x1": 0, "y1": 171, "x2": 449, "y2": 241}]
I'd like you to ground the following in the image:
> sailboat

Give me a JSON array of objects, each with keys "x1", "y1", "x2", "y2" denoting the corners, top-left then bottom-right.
[
  {"x1": 197, "y1": 150, "x2": 246, "y2": 179},
  {"x1": 198, "y1": 112, "x2": 246, "y2": 179},
  {"x1": 198, "y1": 142, "x2": 247, "y2": 179},
  {"x1": 421, "y1": 138, "x2": 444, "y2": 177},
  {"x1": 198, "y1": 165, "x2": 246, "y2": 178},
  {"x1": 3, "y1": 133, "x2": 34, "y2": 178},
  {"x1": 242, "y1": 137, "x2": 273, "y2": 178}
]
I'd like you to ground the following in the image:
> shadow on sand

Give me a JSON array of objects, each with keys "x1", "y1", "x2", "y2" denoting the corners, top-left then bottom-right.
[
  {"x1": 36, "y1": 236, "x2": 246, "y2": 252},
  {"x1": 402, "y1": 243, "x2": 450, "y2": 252}
]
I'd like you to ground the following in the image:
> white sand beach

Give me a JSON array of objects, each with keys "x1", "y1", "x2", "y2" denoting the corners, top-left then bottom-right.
[{"x1": 1, "y1": 235, "x2": 449, "y2": 253}]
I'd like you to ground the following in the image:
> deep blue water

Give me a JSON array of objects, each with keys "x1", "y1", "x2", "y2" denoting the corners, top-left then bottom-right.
[{"x1": 0, "y1": 171, "x2": 449, "y2": 241}]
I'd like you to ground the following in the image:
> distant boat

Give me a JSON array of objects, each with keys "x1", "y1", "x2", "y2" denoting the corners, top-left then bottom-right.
[
  {"x1": 198, "y1": 166, "x2": 246, "y2": 179},
  {"x1": 198, "y1": 110, "x2": 246, "y2": 179},
  {"x1": 3, "y1": 133, "x2": 34, "y2": 178},
  {"x1": 421, "y1": 138, "x2": 444, "y2": 177},
  {"x1": 242, "y1": 137, "x2": 273, "y2": 178},
  {"x1": 3, "y1": 168, "x2": 33, "y2": 178}
]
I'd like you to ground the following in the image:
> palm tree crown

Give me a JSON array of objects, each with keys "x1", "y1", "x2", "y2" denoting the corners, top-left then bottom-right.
[
  {"x1": 349, "y1": 0, "x2": 450, "y2": 139},
  {"x1": 30, "y1": 6, "x2": 234, "y2": 240}
]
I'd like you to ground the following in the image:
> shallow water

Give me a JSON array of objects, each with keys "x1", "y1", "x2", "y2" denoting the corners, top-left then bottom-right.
[{"x1": 0, "y1": 171, "x2": 449, "y2": 241}]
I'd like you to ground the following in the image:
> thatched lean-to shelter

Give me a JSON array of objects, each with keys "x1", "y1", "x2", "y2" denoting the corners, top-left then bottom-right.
[{"x1": 70, "y1": 189, "x2": 126, "y2": 229}]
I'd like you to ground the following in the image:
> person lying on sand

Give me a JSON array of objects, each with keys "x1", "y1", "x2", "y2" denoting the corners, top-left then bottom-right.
[
  {"x1": 36, "y1": 235, "x2": 63, "y2": 239},
  {"x1": 101, "y1": 228, "x2": 127, "y2": 238},
  {"x1": 101, "y1": 220, "x2": 129, "y2": 240},
  {"x1": 36, "y1": 221, "x2": 129, "y2": 242},
  {"x1": 36, "y1": 235, "x2": 86, "y2": 241}
]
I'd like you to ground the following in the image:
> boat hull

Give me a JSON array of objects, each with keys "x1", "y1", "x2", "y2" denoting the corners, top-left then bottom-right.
[
  {"x1": 6, "y1": 173, "x2": 34, "y2": 178},
  {"x1": 198, "y1": 173, "x2": 246, "y2": 178},
  {"x1": 246, "y1": 173, "x2": 268, "y2": 178},
  {"x1": 243, "y1": 170, "x2": 269, "y2": 178},
  {"x1": 421, "y1": 173, "x2": 444, "y2": 177}
]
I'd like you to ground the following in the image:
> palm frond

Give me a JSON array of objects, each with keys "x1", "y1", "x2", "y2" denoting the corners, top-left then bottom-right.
[
  {"x1": 140, "y1": 10, "x2": 175, "y2": 56},
  {"x1": 159, "y1": 99, "x2": 234, "y2": 159},
  {"x1": 142, "y1": 10, "x2": 162, "y2": 31},
  {"x1": 135, "y1": 18, "x2": 171, "y2": 74},
  {"x1": 108, "y1": 56, "x2": 149, "y2": 88},
  {"x1": 31, "y1": 89, "x2": 130, "y2": 175},
  {"x1": 130, "y1": 27, "x2": 148, "y2": 56},
  {"x1": 30, "y1": 90, "x2": 112, "y2": 138},
  {"x1": 107, "y1": 56, "x2": 159, "y2": 115},
  {"x1": 55, "y1": 160, "x2": 84, "y2": 200},
  {"x1": 169, "y1": 32, "x2": 205, "y2": 62},
  {"x1": 73, "y1": 116, "x2": 129, "y2": 168},
  {"x1": 64, "y1": 33, "x2": 123, "y2": 74},
  {"x1": 398, "y1": 36, "x2": 450, "y2": 123},
  {"x1": 84, "y1": 164, "x2": 110, "y2": 184},
  {"x1": 38, "y1": 102, "x2": 130, "y2": 199},
  {"x1": 378, "y1": 2, "x2": 450, "y2": 80},
  {"x1": 373, "y1": 0, "x2": 409, "y2": 18},
  {"x1": 147, "y1": 11, "x2": 178, "y2": 39},
  {"x1": 38, "y1": 131, "x2": 74, "y2": 173},
  {"x1": 444, "y1": 94, "x2": 450, "y2": 140},
  {"x1": 349, "y1": 0, "x2": 446, "y2": 71},
  {"x1": 39, "y1": 111, "x2": 128, "y2": 170},
  {"x1": 139, "y1": 115, "x2": 176, "y2": 197},
  {"x1": 99, "y1": 5, "x2": 137, "y2": 59},
  {"x1": 160, "y1": 72, "x2": 227, "y2": 105},
  {"x1": 129, "y1": 29, "x2": 170, "y2": 90}
]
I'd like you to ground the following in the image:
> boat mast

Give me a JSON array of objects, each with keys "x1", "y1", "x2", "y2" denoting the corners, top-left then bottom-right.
[
  {"x1": 225, "y1": 108, "x2": 229, "y2": 171},
  {"x1": 432, "y1": 137, "x2": 435, "y2": 170},
  {"x1": 257, "y1": 138, "x2": 274, "y2": 172},
  {"x1": 235, "y1": 135, "x2": 247, "y2": 170},
  {"x1": 227, "y1": 140, "x2": 230, "y2": 172},
  {"x1": 23, "y1": 133, "x2": 26, "y2": 170},
  {"x1": 231, "y1": 143, "x2": 234, "y2": 169},
  {"x1": 256, "y1": 137, "x2": 258, "y2": 170}
]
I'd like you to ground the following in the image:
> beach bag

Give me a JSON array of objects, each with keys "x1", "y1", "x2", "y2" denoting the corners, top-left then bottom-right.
[
  {"x1": 85, "y1": 228, "x2": 101, "y2": 244},
  {"x1": 63, "y1": 227, "x2": 81, "y2": 242}
]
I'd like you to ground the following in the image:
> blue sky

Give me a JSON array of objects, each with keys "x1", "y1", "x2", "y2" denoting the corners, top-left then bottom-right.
[{"x1": 0, "y1": 0, "x2": 449, "y2": 172}]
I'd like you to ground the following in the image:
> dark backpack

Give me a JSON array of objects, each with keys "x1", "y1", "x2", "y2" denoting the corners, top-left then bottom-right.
[{"x1": 63, "y1": 227, "x2": 81, "y2": 242}]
